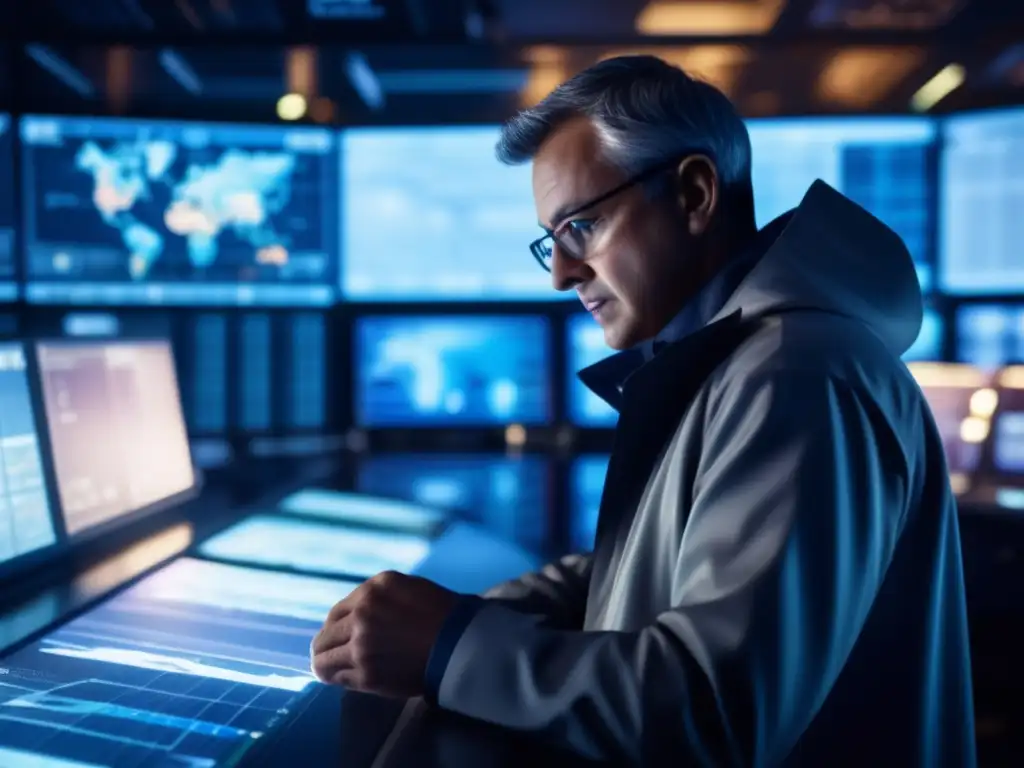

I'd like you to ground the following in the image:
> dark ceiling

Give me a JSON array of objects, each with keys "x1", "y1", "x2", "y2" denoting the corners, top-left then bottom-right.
[{"x1": 2, "y1": 0, "x2": 1022, "y2": 124}]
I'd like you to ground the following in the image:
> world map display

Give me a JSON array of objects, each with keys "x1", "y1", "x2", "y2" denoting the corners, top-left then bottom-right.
[
  {"x1": 76, "y1": 138, "x2": 297, "y2": 279},
  {"x1": 20, "y1": 116, "x2": 338, "y2": 305}
]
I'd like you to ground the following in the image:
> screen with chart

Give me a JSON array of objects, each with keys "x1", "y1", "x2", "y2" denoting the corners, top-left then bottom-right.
[
  {"x1": 903, "y1": 308, "x2": 944, "y2": 362},
  {"x1": 909, "y1": 363, "x2": 992, "y2": 492},
  {"x1": 0, "y1": 557, "x2": 358, "y2": 768},
  {"x1": 20, "y1": 115, "x2": 338, "y2": 306},
  {"x1": 940, "y1": 108, "x2": 1024, "y2": 294},
  {"x1": 37, "y1": 340, "x2": 195, "y2": 537},
  {"x1": 0, "y1": 344, "x2": 58, "y2": 567},
  {"x1": 956, "y1": 304, "x2": 1024, "y2": 368},
  {"x1": 279, "y1": 488, "x2": 447, "y2": 536},
  {"x1": 570, "y1": 455, "x2": 609, "y2": 552},
  {"x1": 199, "y1": 514, "x2": 432, "y2": 577},
  {"x1": 566, "y1": 313, "x2": 618, "y2": 426},
  {"x1": 747, "y1": 117, "x2": 936, "y2": 291},
  {"x1": 0, "y1": 113, "x2": 15, "y2": 301},
  {"x1": 341, "y1": 127, "x2": 563, "y2": 301},
  {"x1": 355, "y1": 315, "x2": 551, "y2": 427},
  {"x1": 356, "y1": 454, "x2": 549, "y2": 550}
]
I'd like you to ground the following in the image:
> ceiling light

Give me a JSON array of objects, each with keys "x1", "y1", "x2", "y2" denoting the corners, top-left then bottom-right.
[
  {"x1": 910, "y1": 63, "x2": 965, "y2": 112},
  {"x1": 277, "y1": 93, "x2": 307, "y2": 121}
]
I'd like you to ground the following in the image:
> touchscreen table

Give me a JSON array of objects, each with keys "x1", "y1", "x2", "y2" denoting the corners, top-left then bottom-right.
[
  {"x1": 278, "y1": 489, "x2": 447, "y2": 536},
  {"x1": 198, "y1": 514, "x2": 432, "y2": 578},
  {"x1": 0, "y1": 557, "x2": 358, "y2": 767}
]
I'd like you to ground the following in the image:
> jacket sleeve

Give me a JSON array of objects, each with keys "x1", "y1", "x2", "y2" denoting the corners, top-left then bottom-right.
[
  {"x1": 429, "y1": 370, "x2": 911, "y2": 765},
  {"x1": 481, "y1": 553, "x2": 593, "y2": 628}
]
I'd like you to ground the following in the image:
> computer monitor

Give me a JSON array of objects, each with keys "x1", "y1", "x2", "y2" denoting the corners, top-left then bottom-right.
[
  {"x1": 566, "y1": 313, "x2": 617, "y2": 427},
  {"x1": 747, "y1": 117, "x2": 936, "y2": 291},
  {"x1": 36, "y1": 339, "x2": 196, "y2": 538},
  {"x1": 340, "y1": 126, "x2": 560, "y2": 301},
  {"x1": 356, "y1": 454, "x2": 549, "y2": 551},
  {"x1": 570, "y1": 455, "x2": 610, "y2": 552},
  {"x1": 278, "y1": 488, "x2": 447, "y2": 536},
  {"x1": 992, "y1": 368, "x2": 1024, "y2": 481},
  {"x1": 355, "y1": 315, "x2": 551, "y2": 427},
  {"x1": 198, "y1": 514, "x2": 432, "y2": 578},
  {"x1": 0, "y1": 114, "x2": 14, "y2": 301},
  {"x1": 20, "y1": 115, "x2": 338, "y2": 306},
  {"x1": 908, "y1": 363, "x2": 993, "y2": 496},
  {"x1": 0, "y1": 343, "x2": 58, "y2": 569},
  {"x1": 939, "y1": 108, "x2": 1024, "y2": 294},
  {"x1": 903, "y1": 307, "x2": 944, "y2": 362},
  {"x1": 0, "y1": 557, "x2": 358, "y2": 767},
  {"x1": 956, "y1": 304, "x2": 1024, "y2": 368}
]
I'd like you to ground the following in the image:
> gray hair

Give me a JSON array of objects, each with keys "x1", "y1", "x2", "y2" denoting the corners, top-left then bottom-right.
[{"x1": 496, "y1": 55, "x2": 755, "y2": 228}]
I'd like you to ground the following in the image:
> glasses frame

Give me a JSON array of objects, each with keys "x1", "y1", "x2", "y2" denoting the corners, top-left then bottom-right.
[{"x1": 528, "y1": 157, "x2": 685, "y2": 272}]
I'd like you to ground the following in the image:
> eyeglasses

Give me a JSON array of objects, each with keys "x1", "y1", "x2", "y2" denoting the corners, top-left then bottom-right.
[{"x1": 528, "y1": 158, "x2": 683, "y2": 273}]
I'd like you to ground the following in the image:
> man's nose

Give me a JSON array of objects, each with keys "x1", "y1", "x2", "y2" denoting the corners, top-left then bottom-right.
[{"x1": 551, "y1": 246, "x2": 591, "y2": 292}]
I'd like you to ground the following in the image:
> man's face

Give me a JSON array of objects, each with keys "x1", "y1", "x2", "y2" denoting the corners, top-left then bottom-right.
[{"x1": 531, "y1": 117, "x2": 717, "y2": 350}]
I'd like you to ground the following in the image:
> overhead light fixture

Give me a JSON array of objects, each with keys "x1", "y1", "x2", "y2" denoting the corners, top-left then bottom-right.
[
  {"x1": 600, "y1": 46, "x2": 752, "y2": 98},
  {"x1": 277, "y1": 93, "x2": 308, "y2": 121},
  {"x1": 816, "y1": 47, "x2": 925, "y2": 109},
  {"x1": 345, "y1": 52, "x2": 385, "y2": 110},
  {"x1": 25, "y1": 44, "x2": 95, "y2": 98},
  {"x1": 635, "y1": 0, "x2": 785, "y2": 35},
  {"x1": 910, "y1": 63, "x2": 965, "y2": 112}
]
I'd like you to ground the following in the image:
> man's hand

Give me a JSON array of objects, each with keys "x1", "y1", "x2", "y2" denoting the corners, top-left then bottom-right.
[{"x1": 310, "y1": 570, "x2": 461, "y2": 698}]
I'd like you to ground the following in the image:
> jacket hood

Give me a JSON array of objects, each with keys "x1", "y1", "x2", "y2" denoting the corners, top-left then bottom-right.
[{"x1": 713, "y1": 179, "x2": 923, "y2": 357}]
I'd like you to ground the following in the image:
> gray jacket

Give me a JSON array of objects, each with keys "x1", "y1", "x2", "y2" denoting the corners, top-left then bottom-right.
[{"x1": 427, "y1": 181, "x2": 976, "y2": 767}]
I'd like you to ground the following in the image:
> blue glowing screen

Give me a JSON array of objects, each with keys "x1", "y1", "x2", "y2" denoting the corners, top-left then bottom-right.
[
  {"x1": 566, "y1": 313, "x2": 617, "y2": 427},
  {"x1": 940, "y1": 108, "x2": 1024, "y2": 294},
  {"x1": 341, "y1": 127, "x2": 561, "y2": 301},
  {"x1": 20, "y1": 115, "x2": 338, "y2": 306},
  {"x1": 0, "y1": 114, "x2": 14, "y2": 301},
  {"x1": 748, "y1": 117, "x2": 936, "y2": 291},
  {"x1": 956, "y1": 304, "x2": 1024, "y2": 368},
  {"x1": 0, "y1": 557, "x2": 357, "y2": 767},
  {"x1": 356, "y1": 454, "x2": 549, "y2": 551},
  {"x1": 278, "y1": 488, "x2": 447, "y2": 536},
  {"x1": 570, "y1": 455, "x2": 609, "y2": 552},
  {"x1": 199, "y1": 514, "x2": 432, "y2": 578},
  {"x1": 355, "y1": 315, "x2": 551, "y2": 427},
  {"x1": 0, "y1": 343, "x2": 57, "y2": 566},
  {"x1": 993, "y1": 385, "x2": 1024, "y2": 477},
  {"x1": 903, "y1": 308, "x2": 944, "y2": 362}
]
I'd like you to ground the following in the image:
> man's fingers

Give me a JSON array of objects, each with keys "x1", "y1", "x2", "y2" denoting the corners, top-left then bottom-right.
[
  {"x1": 326, "y1": 594, "x2": 357, "y2": 623},
  {"x1": 311, "y1": 642, "x2": 356, "y2": 684},
  {"x1": 311, "y1": 613, "x2": 356, "y2": 656}
]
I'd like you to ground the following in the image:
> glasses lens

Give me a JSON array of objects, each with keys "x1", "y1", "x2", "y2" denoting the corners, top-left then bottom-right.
[{"x1": 531, "y1": 238, "x2": 553, "y2": 271}]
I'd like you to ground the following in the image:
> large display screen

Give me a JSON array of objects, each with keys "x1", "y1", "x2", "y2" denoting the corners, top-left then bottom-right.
[
  {"x1": 355, "y1": 315, "x2": 551, "y2": 427},
  {"x1": 20, "y1": 115, "x2": 338, "y2": 306},
  {"x1": 37, "y1": 340, "x2": 195, "y2": 537},
  {"x1": 0, "y1": 114, "x2": 15, "y2": 301},
  {"x1": 939, "y1": 108, "x2": 1024, "y2": 294},
  {"x1": 903, "y1": 308, "x2": 944, "y2": 362},
  {"x1": 198, "y1": 514, "x2": 432, "y2": 577},
  {"x1": 341, "y1": 127, "x2": 561, "y2": 301},
  {"x1": 0, "y1": 344, "x2": 57, "y2": 566},
  {"x1": 356, "y1": 454, "x2": 549, "y2": 550},
  {"x1": 909, "y1": 363, "x2": 992, "y2": 494},
  {"x1": 566, "y1": 313, "x2": 617, "y2": 427},
  {"x1": 0, "y1": 557, "x2": 358, "y2": 767},
  {"x1": 279, "y1": 488, "x2": 447, "y2": 536},
  {"x1": 570, "y1": 455, "x2": 609, "y2": 552},
  {"x1": 956, "y1": 304, "x2": 1024, "y2": 368},
  {"x1": 747, "y1": 117, "x2": 936, "y2": 291}
]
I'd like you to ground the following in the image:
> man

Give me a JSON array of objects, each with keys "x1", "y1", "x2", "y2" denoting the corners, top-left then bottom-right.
[{"x1": 312, "y1": 55, "x2": 976, "y2": 766}]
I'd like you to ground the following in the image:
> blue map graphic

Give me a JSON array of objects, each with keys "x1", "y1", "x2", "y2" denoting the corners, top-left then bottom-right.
[
  {"x1": 74, "y1": 139, "x2": 296, "y2": 279},
  {"x1": 20, "y1": 116, "x2": 338, "y2": 306}
]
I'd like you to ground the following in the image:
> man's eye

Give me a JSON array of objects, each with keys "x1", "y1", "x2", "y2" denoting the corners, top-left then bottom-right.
[{"x1": 566, "y1": 219, "x2": 597, "y2": 236}]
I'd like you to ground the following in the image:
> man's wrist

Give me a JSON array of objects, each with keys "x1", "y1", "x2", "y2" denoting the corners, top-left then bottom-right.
[{"x1": 423, "y1": 594, "x2": 487, "y2": 705}]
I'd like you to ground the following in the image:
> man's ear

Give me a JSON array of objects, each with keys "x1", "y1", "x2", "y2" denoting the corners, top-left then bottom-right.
[{"x1": 672, "y1": 155, "x2": 719, "y2": 237}]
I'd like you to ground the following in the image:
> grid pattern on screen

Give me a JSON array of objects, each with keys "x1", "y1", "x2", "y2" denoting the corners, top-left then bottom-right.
[
  {"x1": 239, "y1": 314, "x2": 272, "y2": 431},
  {"x1": 956, "y1": 305, "x2": 1024, "y2": 367},
  {"x1": 940, "y1": 109, "x2": 1024, "y2": 294},
  {"x1": 288, "y1": 313, "x2": 326, "y2": 430},
  {"x1": 190, "y1": 313, "x2": 228, "y2": 433}
]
